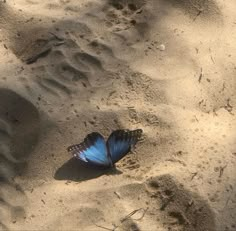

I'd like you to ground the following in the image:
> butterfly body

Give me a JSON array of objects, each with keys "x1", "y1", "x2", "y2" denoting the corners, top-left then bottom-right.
[{"x1": 67, "y1": 129, "x2": 143, "y2": 168}]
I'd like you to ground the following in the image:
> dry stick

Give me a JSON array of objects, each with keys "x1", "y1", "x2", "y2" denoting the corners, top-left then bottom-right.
[
  {"x1": 219, "y1": 164, "x2": 227, "y2": 178},
  {"x1": 194, "y1": 115, "x2": 199, "y2": 122},
  {"x1": 93, "y1": 223, "x2": 116, "y2": 231},
  {"x1": 166, "y1": 158, "x2": 186, "y2": 167},
  {"x1": 224, "y1": 99, "x2": 233, "y2": 114},
  {"x1": 210, "y1": 55, "x2": 215, "y2": 64},
  {"x1": 49, "y1": 32, "x2": 64, "y2": 41},
  {"x1": 190, "y1": 172, "x2": 198, "y2": 181},
  {"x1": 26, "y1": 32, "x2": 65, "y2": 64},
  {"x1": 25, "y1": 40, "x2": 64, "y2": 64},
  {"x1": 220, "y1": 82, "x2": 226, "y2": 93},
  {"x1": 54, "y1": 41, "x2": 65, "y2": 46},
  {"x1": 190, "y1": 0, "x2": 205, "y2": 21},
  {"x1": 94, "y1": 208, "x2": 148, "y2": 230},
  {"x1": 114, "y1": 191, "x2": 121, "y2": 199},
  {"x1": 194, "y1": 10, "x2": 202, "y2": 21},
  {"x1": 25, "y1": 47, "x2": 52, "y2": 64},
  {"x1": 198, "y1": 68, "x2": 203, "y2": 83},
  {"x1": 198, "y1": 99, "x2": 204, "y2": 106},
  {"x1": 120, "y1": 208, "x2": 148, "y2": 223}
]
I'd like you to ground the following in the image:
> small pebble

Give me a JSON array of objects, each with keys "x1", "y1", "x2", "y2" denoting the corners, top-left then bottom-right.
[{"x1": 158, "y1": 44, "x2": 165, "y2": 51}]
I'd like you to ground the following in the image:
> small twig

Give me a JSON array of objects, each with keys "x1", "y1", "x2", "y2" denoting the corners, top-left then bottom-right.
[
  {"x1": 175, "y1": 151, "x2": 183, "y2": 156},
  {"x1": 49, "y1": 32, "x2": 64, "y2": 41},
  {"x1": 194, "y1": 115, "x2": 199, "y2": 122},
  {"x1": 25, "y1": 47, "x2": 52, "y2": 64},
  {"x1": 190, "y1": 172, "x2": 198, "y2": 181},
  {"x1": 165, "y1": 158, "x2": 186, "y2": 167},
  {"x1": 193, "y1": 10, "x2": 203, "y2": 21},
  {"x1": 114, "y1": 191, "x2": 121, "y2": 199},
  {"x1": 120, "y1": 208, "x2": 148, "y2": 223},
  {"x1": 93, "y1": 223, "x2": 116, "y2": 231},
  {"x1": 54, "y1": 41, "x2": 65, "y2": 46},
  {"x1": 220, "y1": 82, "x2": 226, "y2": 93},
  {"x1": 210, "y1": 55, "x2": 215, "y2": 64},
  {"x1": 190, "y1": 0, "x2": 205, "y2": 21},
  {"x1": 93, "y1": 221, "x2": 118, "y2": 231},
  {"x1": 25, "y1": 40, "x2": 65, "y2": 64},
  {"x1": 224, "y1": 98, "x2": 233, "y2": 114},
  {"x1": 198, "y1": 68, "x2": 203, "y2": 83},
  {"x1": 198, "y1": 99, "x2": 204, "y2": 106},
  {"x1": 25, "y1": 32, "x2": 65, "y2": 64},
  {"x1": 219, "y1": 164, "x2": 227, "y2": 178},
  {"x1": 93, "y1": 208, "x2": 147, "y2": 230},
  {"x1": 135, "y1": 208, "x2": 148, "y2": 221}
]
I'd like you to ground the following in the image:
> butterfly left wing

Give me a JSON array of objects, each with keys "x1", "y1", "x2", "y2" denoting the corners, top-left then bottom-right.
[
  {"x1": 67, "y1": 132, "x2": 112, "y2": 167},
  {"x1": 107, "y1": 129, "x2": 143, "y2": 164}
]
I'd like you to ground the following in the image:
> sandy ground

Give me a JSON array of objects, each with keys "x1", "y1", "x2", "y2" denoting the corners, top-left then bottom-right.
[{"x1": 0, "y1": 0, "x2": 236, "y2": 230}]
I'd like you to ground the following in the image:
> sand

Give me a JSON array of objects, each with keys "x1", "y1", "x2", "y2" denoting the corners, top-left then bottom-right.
[{"x1": 0, "y1": 0, "x2": 235, "y2": 230}]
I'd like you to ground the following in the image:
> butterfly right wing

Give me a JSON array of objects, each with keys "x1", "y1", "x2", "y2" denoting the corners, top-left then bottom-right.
[
  {"x1": 67, "y1": 132, "x2": 111, "y2": 167},
  {"x1": 107, "y1": 129, "x2": 143, "y2": 164}
]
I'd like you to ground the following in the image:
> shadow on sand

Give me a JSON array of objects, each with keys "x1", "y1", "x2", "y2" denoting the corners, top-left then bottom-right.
[{"x1": 54, "y1": 158, "x2": 122, "y2": 182}]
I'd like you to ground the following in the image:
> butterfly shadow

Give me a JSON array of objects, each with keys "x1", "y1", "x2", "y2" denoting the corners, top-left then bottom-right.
[{"x1": 54, "y1": 158, "x2": 122, "y2": 182}]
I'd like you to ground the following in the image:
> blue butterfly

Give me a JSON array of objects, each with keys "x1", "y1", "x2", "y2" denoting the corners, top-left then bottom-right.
[{"x1": 67, "y1": 129, "x2": 143, "y2": 168}]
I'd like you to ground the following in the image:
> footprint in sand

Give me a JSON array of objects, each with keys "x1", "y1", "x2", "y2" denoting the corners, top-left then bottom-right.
[
  {"x1": 146, "y1": 174, "x2": 216, "y2": 231},
  {"x1": 0, "y1": 3, "x2": 113, "y2": 100},
  {"x1": 18, "y1": 22, "x2": 118, "y2": 100},
  {"x1": 48, "y1": 174, "x2": 216, "y2": 230},
  {"x1": 0, "y1": 89, "x2": 40, "y2": 229},
  {"x1": 0, "y1": 0, "x2": 152, "y2": 103},
  {"x1": 104, "y1": 0, "x2": 146, "y2": 32}
]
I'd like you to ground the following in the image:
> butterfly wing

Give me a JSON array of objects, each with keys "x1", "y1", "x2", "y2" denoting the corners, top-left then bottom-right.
[
  {"x1": 67, "y1": 132, "x2": 111, "y2": 167},
  {"x1": 107, "y1": 129, "x2": 143, "y2": 164}
]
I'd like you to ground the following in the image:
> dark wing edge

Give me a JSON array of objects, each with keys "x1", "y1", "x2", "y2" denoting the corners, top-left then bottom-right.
[
  {"x1": 108, "y1": 129, "x2": 143, "y2": 144},
  {"x1": 67, "y1": 132, "x2": 108, "y2": 165},
  {"x1": 107, "y1": 129, "x2": 143, "y2": 164},
  {"x1": 67, "y1": 132, "x2": 102, "y2": 152}
]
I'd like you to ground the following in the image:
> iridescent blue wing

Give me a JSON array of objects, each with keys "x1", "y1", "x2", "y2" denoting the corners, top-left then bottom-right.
[
  {"x1": 107, "y1": 129, "x2": 143, "y2": 164},
  {"x1": 67, "y1": 132, "x2": 111, "y2": 167}
]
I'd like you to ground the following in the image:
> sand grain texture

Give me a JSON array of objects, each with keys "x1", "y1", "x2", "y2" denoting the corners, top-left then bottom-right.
[{"x1": 0, "y1": 0, "x2": 235, "y2": 230}]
